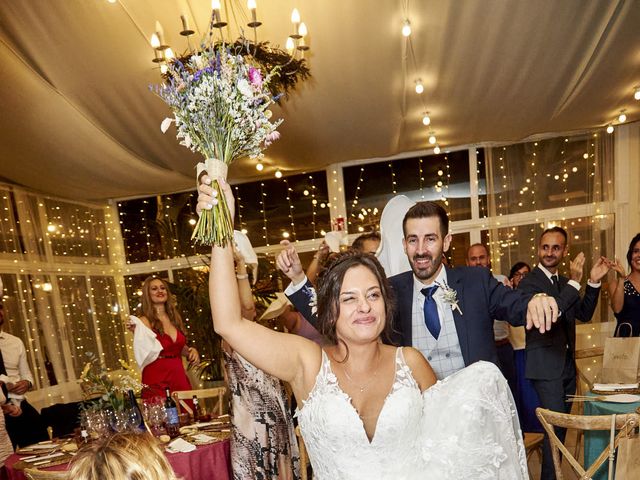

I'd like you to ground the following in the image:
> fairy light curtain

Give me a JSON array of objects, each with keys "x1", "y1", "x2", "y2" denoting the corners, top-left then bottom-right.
[
  {"x1": 481, "y1": 130, "x2": 615, "y2": 321},
  {"x1": 0, "y1": 186, "x2": 129, "y2": 389}
]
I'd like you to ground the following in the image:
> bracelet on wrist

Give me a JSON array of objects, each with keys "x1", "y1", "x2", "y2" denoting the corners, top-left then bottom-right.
[{"x1": 236, "y1": 273, "x2": 249, "y2": 280}]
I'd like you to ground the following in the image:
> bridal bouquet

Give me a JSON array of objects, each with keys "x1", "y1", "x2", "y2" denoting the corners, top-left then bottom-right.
[{"x1": 154, "y1": 45, "x2": 283, "y2": 246}]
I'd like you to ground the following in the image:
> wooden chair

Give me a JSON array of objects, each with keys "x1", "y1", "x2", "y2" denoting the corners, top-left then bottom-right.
[
  {"x1": 523, "y1": 432, "x2": 544, "y2": 479},
  {"x1": 172, "y1": 387, "x2": 227, "y2": 417},
  {"x1": 295, "y1": 425, "x2": 311, "y2": 480},
  {"x1": 24, "y1": 469, "x2": 69, "y2": 480},
  {"x1": 536, "y1": 407, "x2": 639, "y2": 480}
]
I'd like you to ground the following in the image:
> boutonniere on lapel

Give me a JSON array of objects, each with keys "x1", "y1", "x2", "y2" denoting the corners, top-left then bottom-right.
[{"x1": 436, "y1": 281, "x2": 463, "y2": 315}]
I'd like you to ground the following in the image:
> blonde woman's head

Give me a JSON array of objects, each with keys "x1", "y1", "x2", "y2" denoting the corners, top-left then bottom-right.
[{"x1": 69, "y1": 432, "x2": 178, "y2": 480}]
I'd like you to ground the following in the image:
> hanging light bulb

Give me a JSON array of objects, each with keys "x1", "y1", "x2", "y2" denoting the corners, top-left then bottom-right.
[
  {"x1": 635, "y1": 87, "x2": 640, "y2": 101},
  {"x1": 160, "y1": 64, "x2": 168, "y2": 74},
  {"x1": 299, "y1": 22, "x2": 308, "y2": 37},
  {"x1": 618, "y1": 110, "x2": 627, "y2": 123},
  {"x1": 275, "y1": 169, "x2": 283, "y2": 178},
  {"x1": 256, "y1": 161, "x2": 264, "y2": 171},
  {"x1": 150, "y1": 33, "x2": 160, "y2": 48},
  {"x1": 247, "y1": 0, "x2": 257, "y2": 9},
  {"x1": 428, "y1": 133, "x2": 437, "y2": 145},
  {"x1": 164, "y1": 48, "x2": 175, "y2": 60},
  {"x1": 433, "y1": 145, "x2": 441, "y2": 154},
  {"x1": 606, "y1": 124, "x2": 614, "y2": 134},
  {"x1": 422, "y1": 112, "x2": 431, "y2": 126},
  {"x1": 415, "y1": 79, "x2": 424, "y2": 94},
  {"x1": 291, "y1": 8, "x2": 301, "y2": 24},
  {"x1": 401, "y1": 20, "x2": 411, "y2": 37},
  {"x1": 285, "y1": 37, "x2": 295, "y2": 54}
]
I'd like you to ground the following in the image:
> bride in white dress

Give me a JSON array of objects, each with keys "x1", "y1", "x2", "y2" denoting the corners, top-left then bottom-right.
[{"x1": 199, "y1": 176, "x2": 528, "y2": 479}]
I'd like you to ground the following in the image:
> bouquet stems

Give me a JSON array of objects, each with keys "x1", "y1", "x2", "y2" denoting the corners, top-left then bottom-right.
[{"x1": 191, "y1": 178, "x2": 234, "y2": 247}]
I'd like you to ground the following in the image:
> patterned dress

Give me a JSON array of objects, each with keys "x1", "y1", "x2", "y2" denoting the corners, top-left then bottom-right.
[{"x1": 224, "y1": 350, "x2": 300, "y2": 480}]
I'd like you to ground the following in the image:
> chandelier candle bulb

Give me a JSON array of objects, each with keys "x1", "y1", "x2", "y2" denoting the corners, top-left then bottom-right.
[
  {"x1": 299, "y1": 22, "x2": 308, "y2": 37},
  {"x1": 286, "y1": 37, "x2": 295, "y2": 54},
  {"x1": 150, "y1": 32, "x2": 160, "y2": 48},
  {"x1": 180, "y1": 15, "x2": 189, "y2": 31},
  {"x1": 247, "y1": 0, "x2": 260, "y2": 27}
]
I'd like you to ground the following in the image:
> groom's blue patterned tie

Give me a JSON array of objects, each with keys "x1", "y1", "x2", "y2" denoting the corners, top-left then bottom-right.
[{"x1": 421, "y1": 286, "x2": 441, "y2": 339}]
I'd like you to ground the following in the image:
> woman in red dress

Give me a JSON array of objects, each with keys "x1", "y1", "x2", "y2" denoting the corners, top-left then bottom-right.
[{"x1": 138, "y1": 277, "x2": 199, "y2": 400}]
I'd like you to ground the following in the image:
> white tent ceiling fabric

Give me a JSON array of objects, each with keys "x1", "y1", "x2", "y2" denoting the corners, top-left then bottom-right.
[{"x1": 0, "y1": 0, "x2": 638, "y2": 201}]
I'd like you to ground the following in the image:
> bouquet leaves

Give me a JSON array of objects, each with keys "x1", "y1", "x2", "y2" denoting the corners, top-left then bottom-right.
[{"x1": 153, "y1": 44, "x2": 283, "y2": 246}]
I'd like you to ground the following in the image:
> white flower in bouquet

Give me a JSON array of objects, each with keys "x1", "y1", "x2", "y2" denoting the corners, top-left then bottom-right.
[{"x1": 152, "y1": 45, "x2": 283, "y2": 246}]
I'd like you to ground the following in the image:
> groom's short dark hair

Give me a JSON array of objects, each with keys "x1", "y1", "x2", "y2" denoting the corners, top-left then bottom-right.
[{"x1": 402, "y1": 201, "x2": 449, "y2": 238}]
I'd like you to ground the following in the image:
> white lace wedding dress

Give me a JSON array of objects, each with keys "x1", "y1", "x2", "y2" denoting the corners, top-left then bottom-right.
[{"x1": 296, "y1": 348, "x2": 528, "y2": 479}]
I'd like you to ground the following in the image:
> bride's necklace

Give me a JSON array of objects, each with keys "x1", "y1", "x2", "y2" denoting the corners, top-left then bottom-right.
[{"x1": 342, "y1": 347, "x2": 381, "y2": 394}]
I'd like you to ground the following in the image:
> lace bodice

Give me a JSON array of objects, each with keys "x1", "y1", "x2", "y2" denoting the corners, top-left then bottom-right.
[
  {"x1": 296, "y1": 348, "x2": 423, "y2": 479},
  {"x1": 297, "y1": 351, "x2": 528, "y2": 480}
]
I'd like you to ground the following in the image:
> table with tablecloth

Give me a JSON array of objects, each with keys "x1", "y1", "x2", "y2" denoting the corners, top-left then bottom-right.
[
  {"x1": 4, "y1": 438, "x2": 231, "y2": 480},
  {"x1": 583, "y1": 392, "x2": 640, "y2": 480}
]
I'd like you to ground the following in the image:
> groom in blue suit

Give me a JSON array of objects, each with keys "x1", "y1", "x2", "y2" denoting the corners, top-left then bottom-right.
[
  {"x1": 387, "y1": 201, "x2": 558, "y2": 379},
  {"x1": 279, "y1": 201, "x2": 559, "y2": 379}
]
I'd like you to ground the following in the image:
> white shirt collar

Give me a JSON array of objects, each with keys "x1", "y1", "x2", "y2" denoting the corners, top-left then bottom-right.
[{"x1": 537, "y1": 263, "x2": 558, "y2": 282}]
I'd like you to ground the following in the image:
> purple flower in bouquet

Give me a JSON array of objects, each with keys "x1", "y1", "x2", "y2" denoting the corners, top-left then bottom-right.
[
  {"x1": 264, "y1": 130, "x2": 280, "y2": 147},
  {"x1": 248, "y1": 67, "x2": 263, "y2": 87}
]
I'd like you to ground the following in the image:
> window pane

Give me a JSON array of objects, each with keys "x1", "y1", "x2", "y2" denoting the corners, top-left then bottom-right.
[{"x1": 344, "y1": 151, "x2": 472, "y2": 234}]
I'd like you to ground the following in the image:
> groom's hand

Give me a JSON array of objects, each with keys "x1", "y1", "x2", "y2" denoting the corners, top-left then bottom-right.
[{"x1": 526, "y1": 294, "x2": 559, "y2": 333}]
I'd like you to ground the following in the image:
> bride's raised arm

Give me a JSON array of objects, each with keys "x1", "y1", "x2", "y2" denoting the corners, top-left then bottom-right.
[{"x1": 200, "y1": 175, "x2": 321, "y2": 396}]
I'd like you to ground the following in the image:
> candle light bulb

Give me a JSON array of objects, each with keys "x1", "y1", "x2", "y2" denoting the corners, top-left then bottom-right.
[
  {"x1": 164, "y1": 48, "x2": 175, "y2": 60},
  {"x1": 212, "y1": 0, "x2": 221, "y2": 9},
  {"x1": 291, "y1": 8, "x2": 300, "y2": 24},
  {"x1": 402, "y1": 20, "x2": 411, "y2": 37},
  {"x1": 299, "y1": 22, "x2": 308, "y2": 37},
  {"x1": 150, "y1": 33, "x2": 160, "y2": 48},
  {"x1": 422, "y1": 113, "x2": 431, "y2": 126},
  {"x1": 415, "y1": 80, "x2": 424, "y2": 94},
  {"x1": 247, "y1": 0, "x2": 257, "y2": 9},
  {"x1": 286, "y1": 37, "x2": 295, "y2": 54}
]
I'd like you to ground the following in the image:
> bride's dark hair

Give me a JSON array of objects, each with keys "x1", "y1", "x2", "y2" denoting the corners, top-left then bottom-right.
[{"x1": 316, "y1": 253, "x2": 396, "y2": 356}]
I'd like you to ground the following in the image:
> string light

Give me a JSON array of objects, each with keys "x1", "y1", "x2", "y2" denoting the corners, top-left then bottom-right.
[
  {"x1": 275, "y1": 168, "x2": 282, "y2": 178},
  {"x1": 634, "y1": 87, "x2": 640, "y2": 101},
  {"x1": 428, "y1": 133, "x2": 436, "y2": 145},
  {"x1": 259, "y1": 182, "x2": 269, "y2": 245},
  {"x1": 415, "y1": 79, "x2": 424, "y2": 94},
  {"x1": 433, "y1": 145, "x2": 441, "y2": 154},
  {"x1": 606, "y1": 124, "x2": 614, "y2": 134},
  {"x1": 282, "y1": 178, "x2": 297, "y2": 242},
  {"x1": 618, "y1": 110, "x2": 627, "y2": 123},
  {"x1": 401, "y1": 20, "x2": 411, "y2": 37},
  {"x1": 256, "y1": 160, "x2": 264, "y2": 171},
  {"x1": 422, "y1": 112, "x2": 431, "y2": 126}
]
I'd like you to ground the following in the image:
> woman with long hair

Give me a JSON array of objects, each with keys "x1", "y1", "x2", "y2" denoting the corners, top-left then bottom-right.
[
  {"x1": 198, "y1": 175, "x2": 528, "y2": 479},
  {"x1": 608, "y1": 233, "x2": 640, "y2": 336},
  {"x1": 138, "y1": 276, "x2": 198, "y2": 399}
]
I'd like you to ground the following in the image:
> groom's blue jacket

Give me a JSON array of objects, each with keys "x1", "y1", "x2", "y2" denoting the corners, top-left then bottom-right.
[
  {"x1": 388, "y1": 266, "x2": 531, "y2": 367},
  {"x1": 287, "y1": 265, "x2": 533, "y2": 368}
]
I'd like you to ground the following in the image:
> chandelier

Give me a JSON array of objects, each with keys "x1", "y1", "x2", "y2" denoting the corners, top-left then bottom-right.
[{"x1": 149, "y1": 1, "x2": 311, "y2": 97}]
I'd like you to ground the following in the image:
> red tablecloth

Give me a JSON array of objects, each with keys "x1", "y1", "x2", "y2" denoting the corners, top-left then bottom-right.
[{"x1": 4, "y1": 439, "x2": 230, "y2": 480}]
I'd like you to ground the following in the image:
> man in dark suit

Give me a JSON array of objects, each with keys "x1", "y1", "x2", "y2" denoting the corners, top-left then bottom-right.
[
  {"x1": 278, "y1": 201, "x2": 560, "y2": 380},
  {"x1": 518, "y1": 226, "x2": 608, "y2": 480}
]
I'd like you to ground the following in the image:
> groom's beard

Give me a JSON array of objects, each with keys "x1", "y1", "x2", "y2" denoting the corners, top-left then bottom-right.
[{"x1": 410, "y1": 253, "x2": 442, "y2": 281}]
